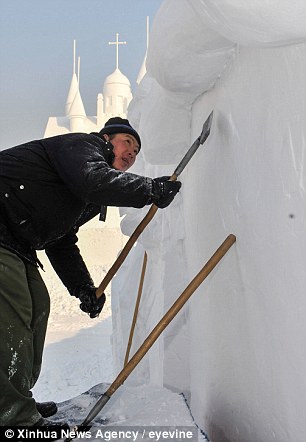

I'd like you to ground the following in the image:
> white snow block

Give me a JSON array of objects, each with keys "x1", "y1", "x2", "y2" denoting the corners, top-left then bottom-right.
[
  {"x1": 146, "y1": 0, "x2": 236, "y2": 96},
  {"x1": 187, "y1": 0, "x2": 306, "y2": 47},
  {"x1": 128, "y1": 76, "x2": 192, "y2": 165}
]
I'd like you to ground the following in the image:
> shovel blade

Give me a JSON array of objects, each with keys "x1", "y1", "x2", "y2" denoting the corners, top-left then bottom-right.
[
  {"x1": 200, "y1": 110, "x2": 213, "y2": 144},
  {"x1": 173, "y1": 110, "x2": 213, "y2": 177}
]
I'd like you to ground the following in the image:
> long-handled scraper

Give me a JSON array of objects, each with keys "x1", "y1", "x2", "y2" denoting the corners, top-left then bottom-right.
[{"x1": 96, "y1": 111, "x2": 214, "y2": 299}]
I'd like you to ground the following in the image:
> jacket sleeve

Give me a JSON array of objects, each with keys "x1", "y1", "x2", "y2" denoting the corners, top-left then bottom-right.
[
  {"x1": 45, "y1": 134, "x2": 153, "y2": 208},
  {"x1": 45, "y1": 230, "x2": 95, "y2": 297}
]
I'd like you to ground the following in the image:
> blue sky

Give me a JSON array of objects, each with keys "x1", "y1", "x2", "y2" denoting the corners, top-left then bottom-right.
[{"x1": 0, "y1": 0, "x2": 163, "y2": 149}]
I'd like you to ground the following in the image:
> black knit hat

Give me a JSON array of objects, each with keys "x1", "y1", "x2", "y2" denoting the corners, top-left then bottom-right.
[{"x1": 99, "y1": 117, "x2": 141, "y2": 150}]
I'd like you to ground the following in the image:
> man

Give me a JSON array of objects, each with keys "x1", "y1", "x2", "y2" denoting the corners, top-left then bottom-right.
[{"x1": 0, "y1": 117, "x2": 181, "y2": 427}]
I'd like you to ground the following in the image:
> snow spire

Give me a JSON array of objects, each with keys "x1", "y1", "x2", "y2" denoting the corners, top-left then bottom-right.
[
  {"x1": 73, "y1": 39, "x2": 76, "y2": 75},
  {"x1": 108, "y1": 33, "x2": 127, "y2": 70},
  {"x1": 66, "y1": 43, "x2": 86, "y2": 131},
  {"x1": 103, "y1": 33, "x2": 131, "y2": 116},
  {"x1": 137, "y1": 16, "x2": 149, "y2": 85},
  {"x1": 77, "y1": 56, "x2": 81, "y2": 85},
  {"x1": 146, "y1": 15, "x2": 150, "y2": 50},
  {"x1": 65, "y1": 40, "x2": 79, "y2": 116}
]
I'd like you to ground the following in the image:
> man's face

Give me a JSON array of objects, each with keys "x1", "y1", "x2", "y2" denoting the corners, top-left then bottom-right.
[{"x1": 106, "y1": 133, "x2": 140, "y2": 171}]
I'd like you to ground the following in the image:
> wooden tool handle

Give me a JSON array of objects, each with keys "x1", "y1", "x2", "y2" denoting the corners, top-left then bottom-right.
[
  {"x1": 124, "y1": 251, "x2": 148, "y2": 367},
  {"x1": 80, "y1": 234, "x2": 236, "y2": 428},
  {"x1": 96, "y1": 175, "x2": 178, "y2": 298},
  {"x1": 106, "y1": 234, "x2": 236, "y2": 396},
  {"x1": 96, "y1": 204, "x2": 158, "y2": 298}
]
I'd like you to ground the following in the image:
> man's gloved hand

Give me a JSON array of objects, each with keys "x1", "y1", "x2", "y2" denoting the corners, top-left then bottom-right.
[
  {"x1": 151, "y1": 176, "x2": 182, "y2": 209},
  {"x1": 77, "y1": 284, "x2": 106, "y2": 318}
]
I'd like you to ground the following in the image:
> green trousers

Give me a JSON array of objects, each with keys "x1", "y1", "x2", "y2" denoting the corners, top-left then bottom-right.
[{"x1": 0, "y1": 246, "x2": 50, "y2": 425}]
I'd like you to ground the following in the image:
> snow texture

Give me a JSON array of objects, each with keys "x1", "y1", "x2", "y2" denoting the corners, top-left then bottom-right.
[{"x1": 111, "y1": 1, "x2": 306, "y2": 442}]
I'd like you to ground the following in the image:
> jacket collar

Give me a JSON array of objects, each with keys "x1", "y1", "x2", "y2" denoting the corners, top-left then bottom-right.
[{"x1": 91, "y1": 132, "x2": 115, "y2": 167}]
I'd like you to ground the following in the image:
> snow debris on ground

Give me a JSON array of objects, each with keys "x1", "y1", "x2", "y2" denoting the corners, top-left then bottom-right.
[{"x1": 54, "y1": 384, "x2": 208, "y2": 441}]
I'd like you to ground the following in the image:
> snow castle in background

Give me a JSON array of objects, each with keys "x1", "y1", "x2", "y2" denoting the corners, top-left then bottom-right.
[
  {"x1": 44, "y1": 36, "x2": 133, "y2": 137},
  {"x1": 112, "y1": 1, "x2": 306, "y2": 441},
  {"x1": 43, "y1": 35, "x2": 140, "y2": 232}
]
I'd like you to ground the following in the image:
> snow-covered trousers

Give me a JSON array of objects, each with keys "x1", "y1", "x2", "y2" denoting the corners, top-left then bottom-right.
[{"x1": 0, "y1": 246, "x2": 50, "y2": 425}]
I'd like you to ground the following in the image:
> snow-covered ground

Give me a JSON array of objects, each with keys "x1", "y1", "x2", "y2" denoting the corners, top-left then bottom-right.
[{"x1": 32, "y1": 265, "x2": 114, "y2": 403}]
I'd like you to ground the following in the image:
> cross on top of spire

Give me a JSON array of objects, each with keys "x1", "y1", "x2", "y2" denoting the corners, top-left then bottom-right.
[{"x1": 108, "y1": 33, "x2": 127, "y2": 70}]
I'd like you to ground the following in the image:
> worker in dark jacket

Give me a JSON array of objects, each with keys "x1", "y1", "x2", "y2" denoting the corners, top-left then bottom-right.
[{"x1": 0, "y1": 117, "x2": 181, "y2": 428}]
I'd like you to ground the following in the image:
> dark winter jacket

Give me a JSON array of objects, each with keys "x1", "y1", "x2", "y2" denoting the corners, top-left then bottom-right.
[{"x1": 0, "y1": 132, "x2": 152, "y2": 295}]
